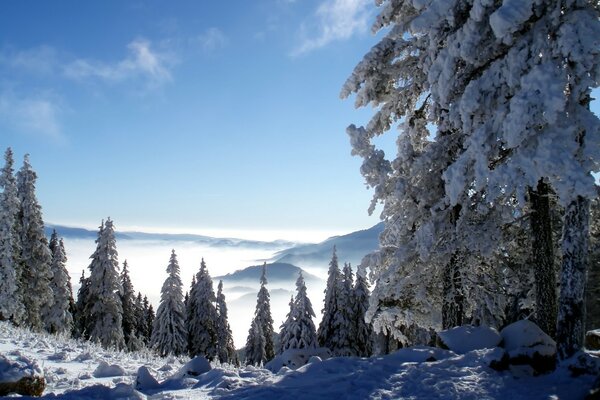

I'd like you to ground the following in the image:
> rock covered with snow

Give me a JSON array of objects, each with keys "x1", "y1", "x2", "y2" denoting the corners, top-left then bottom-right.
[
  {"x1": 93, "y1": 360, "x2": 126, "y2": 378},
  {"x1": 438, "y1": 325, "x2": 501, "y2": 354},
  {"x1": 386, "y1": 346, "x2": 456, "y2": 363},
  {"x1": 499, "y1": 320, "x2": 557, "y2": 374},
  {"x1": 265, "y1": 347, "x2": 331, "y2": 372},
  {"x1": 171, "y1": 356, "x2": 211, "y2": 379},
  {"x1": 135, "y1": 366, "x2": 161, "y2": 391},
  {"x1": 0, "y1": 354, "x2": 45, "y2": 396},
  {"x1": 585, "y1": 330, "x2": 600, "y2": 350}
]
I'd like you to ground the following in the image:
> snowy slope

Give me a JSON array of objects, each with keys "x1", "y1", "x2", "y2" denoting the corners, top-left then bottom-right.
[{"x1": 0, "y1": 321, "x2": 597, "y2": 399}]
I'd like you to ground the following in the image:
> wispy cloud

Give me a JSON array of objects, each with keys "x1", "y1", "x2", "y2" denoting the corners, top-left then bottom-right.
[
  {"x1": 193, "y1": 28, "x2": 228, "y2": 52},
  {"x1": 0, "y1": 91, "x2": 64, "y2": 141},
  {"x1": 63, "y1": 39, "x2": 175, "y2": 88},
  {"x1": 0, "y1": 45, "x2": 60, "y2": 75},
  {"x1": 292, "y1": 0, "x2": 372, "y2": 56}
]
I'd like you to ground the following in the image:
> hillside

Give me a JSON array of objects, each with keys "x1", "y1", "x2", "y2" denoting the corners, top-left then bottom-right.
[
  {"x1": 273, "y1": 223, "x2": 383, "y2": 268},
  {"x1": 215, "y1": 262, "x2": 321, "y2": 285}
]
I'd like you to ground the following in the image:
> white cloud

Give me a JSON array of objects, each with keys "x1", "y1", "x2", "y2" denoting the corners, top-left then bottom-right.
[
  {"x1": 292, "y1": 0, "x2": 372, "y2": 56},
  {"x1": 0, "y1": 92, "x2": 64, "y2": 140},
  {"x1": 63, "y1": 39, "x2": 174, "y2": 88},
  {"x1": 0, "y1": 45, "x2": 59, "y2": 75},
  {"x1": 194, "y1": 27, "x2": 227, "y2": 52}
]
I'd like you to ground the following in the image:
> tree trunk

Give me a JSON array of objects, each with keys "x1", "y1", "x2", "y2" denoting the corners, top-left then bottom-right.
[
  {"x1": 585, "y1": 196, "x2": 600, "y2": 332},
  {"x1": 529, "y1": 179, "x2": 557, "y2": 338},
  {"x1": 557, "y1": 195, "x2": 590, "y2": 359},
  {"x1": 442, "y1": 252, "x2": 464, "y2": 329}
]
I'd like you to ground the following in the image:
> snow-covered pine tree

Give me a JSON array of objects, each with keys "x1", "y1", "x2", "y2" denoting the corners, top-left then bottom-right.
[
  {"x1": 74, "y1": 270, "x2": 90, "y2": 338},
  {"x1": 317, "y1": 246, "x2": 342, "y2": 350},
  {"x1": 143, "y1": 297, "x2": 155, "y2": 344},
  {"x1": 341, "y1": 1, "x2": 458, "y2": 346},
  {"x1": 334, "y1": 263, "x2": 357, "y2": 356},
  {"x1": 151, "y1": 250, "x2": 187, "y2": 356},
  {"x1": 245, "y1": 263, "x2": 274, "y2": 365},
  {"x1": 185, "y1": 274, "x2": 197, "y2": 352},
  {"x1": 188, "y1": 258, "x2": 219, "y2": 360},
  {"x1": 281, "y1": 273, "x2": 317, "y2": 351},
  {"x1": 354, "y1": 265, "x2": 372, "y2": 357},
  {"x1": 246, "y1": 318, "x2": 266, "y2": 365},
  {"x1": 407, "y1": 0, "x2": 600, "y2": 354},
  {"x1": 44, "y1": 233, "x2": 74, "y2": 335},
  {"x1": 120, "y1": 261, "x2": 142, "y2": 351},
  {"x1": 279, "y1": 295, "x2": 295, "y2": 354},
  {"x1": 0, "y1": 148, "x2": 24, "y2": 324},
  {"x1": 17, "y1": 154, "x2": 53, "y2": 331},
  {"x1": 85, "y1": 218, "x2": 125, "y2": 349},
  {"x1": 216, "y1": 280, "x2": 238, "y2": 365}
]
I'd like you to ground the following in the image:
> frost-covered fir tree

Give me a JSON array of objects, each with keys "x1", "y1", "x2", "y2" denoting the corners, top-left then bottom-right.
[
  {"x1": 334, "y1": 263, "x2": 357, "y2": 356},
  {"x1": 120, "y1": 261, "x2": 143, "y2": 351},
  {"x1": 74, "y1": 270, "x2": 90, "y2": 338},
  {"x1": 143, "y1": 296, "x2": 155, "y2": 344},
  {"x1": 354, "y1": 265, "x2": 372, "y2": 357},
  {"x1": 245, "y1": 263, "x2": 274, "y2": 365},
  {"x1": 0, "y1": 148, "x2": 24, "y2": 324},
  {"x1": 188, "y1": 258, "x2": 218, "y2": 360},
  {"x1": 280, "y1": 273, "x2": 317, "y2": 351},
  {"x1": 216, "y1": 280, "x2": 238, "y2": 365},
  {"x1": 279, "y1": 296, "x2": 295, "y2": 354},
  {"x1": 151, "y1": 250, "x2": 187, "y2": 356},
  {"x1": 44, "y1": 233, "x2": 73, "y2": 335},
  {"x1": 17, "y1": 154, "x2": 53, "y2": 331},
  {"x1": 317, "y1": 246, "x2": 342, "y2": 350},
  {"x1": 85, "y1": 218, "x2": 125, "y2": 349}
]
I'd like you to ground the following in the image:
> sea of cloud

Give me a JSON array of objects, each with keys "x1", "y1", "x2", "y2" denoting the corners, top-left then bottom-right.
[{"x1": 63, "y1": 237, "x2": 326, "y2": 348}]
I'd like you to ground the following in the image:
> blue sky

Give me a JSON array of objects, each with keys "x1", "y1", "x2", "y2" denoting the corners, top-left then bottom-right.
[{"x1": 0, "y1": 0, "x2": 391, "y2": 241}]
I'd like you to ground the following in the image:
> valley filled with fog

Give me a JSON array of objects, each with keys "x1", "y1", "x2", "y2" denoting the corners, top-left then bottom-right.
[{"x1": 61, "y1": 234, "x2": 328, "y2": 347}]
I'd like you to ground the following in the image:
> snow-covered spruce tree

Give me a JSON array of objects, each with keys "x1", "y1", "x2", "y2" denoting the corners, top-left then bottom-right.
[
  {"x1": 143, "y1": 297, "x2": 155, "y2": 344},
  {"x1": 74, "y1": 270, "x2": 90, "y2": 338},
  {"x1": 335, "y1": 263, "x2": 357, "y2": 356},
  {"x1": 246, "y1": 318, "x2": 266, "y2": 365},
  {"x1": 120, "y1": 261, "x2": 143, "y2": 351},
  {"x1": 216, "y1": 280, "x2": 238, "y2": 365},
  {"x1": 411, "y1": 0, "x2": 600, "y2": 354},
  {"x1": 188, "y1": 258, "x2": 218, "y2": 360},
  {"x1": 279, "y1": 295, "x2": 295, "y2": 354},
  {"x1": 281, "y1": 272, "x2": 317, "y2": 351},
  {"x1": 340, "y1": 0, "x2": 467, "y2": 346},
  {"x1": 354, "y1": 264, "x2": 372, "y2": 357},
  {"x1": 44, "y1": 233, "x2": 74, "y2": 335},
  {"x1": 0, "y1": 148, "x2": 24, "y2": 324},
  {"x1": 151, "y1": 250, "x2": 187, "y2": 356},
  {"x1": 245, "y1": 263, "x2": 274, "y2": 365},
  {"x1": 85, "y1": 218, "x2": 125, "y2": 349},
  {"x1": 317, "y1": 246, "x2": 342, "y2": 350},
  {"x1": 17, "y1": 154, "x2": 53, "y2": 331}
]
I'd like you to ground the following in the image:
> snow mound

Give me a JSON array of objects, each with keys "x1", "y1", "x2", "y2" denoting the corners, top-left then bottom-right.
[
  {"x1": 265, "y1": 347, "x2": 331, "y2": 372},
  {"x1": 171, "y1": 356, "x2": 211, "y2": 379},
  {"x1": 135, "y1": 366, "x2": 160, "y2": 390},
  {"x1": 500, "y1": 320, "x2": 556, "y2": 358},
  {"x1": 386, "y1": 346, "x2": 456, "y2": 363},
  {"x1": 0, "y1": 354, "x2": 43, "y2": 382},
  {"x1": 93, "y1": 361, "x2": 126, "y2": 378},
  {"x1": 438, "y1": 325, "x2": 501, "y2": 354}
]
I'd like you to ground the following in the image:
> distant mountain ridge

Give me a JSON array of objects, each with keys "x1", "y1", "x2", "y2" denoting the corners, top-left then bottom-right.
[
  {"x1": 215, "y1": 262, "x2": 321, "y2": 284},
  {"x1": 273, "y1": 222, "x2": 383, "y2": 268},
  {"x1": 45, "y1": 224, "x2": 296, "y2": 250}
]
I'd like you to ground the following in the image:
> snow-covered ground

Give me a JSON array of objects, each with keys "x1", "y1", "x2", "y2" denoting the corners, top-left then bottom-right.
[{"x1": 0, "y1": 321, "x2": 597, "y2": 399}]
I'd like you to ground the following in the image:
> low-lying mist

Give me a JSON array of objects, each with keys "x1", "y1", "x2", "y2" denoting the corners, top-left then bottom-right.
[{"x1": 63, "y1": 237, "x2": 327, "y2": 348}]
